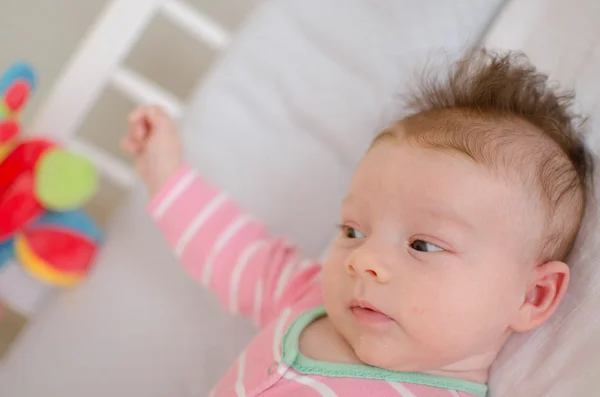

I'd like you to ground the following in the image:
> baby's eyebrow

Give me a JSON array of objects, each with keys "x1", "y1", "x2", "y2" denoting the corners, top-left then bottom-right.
[
  {"x1": 341, "y1": 195, "x2": 372, "y2": 213},
  {"x1": 418, "y1": 207, "x2": 474, "y2": 231},
  {"x1": 343, "y1": 195, "x2": 474, "y2": 231}
]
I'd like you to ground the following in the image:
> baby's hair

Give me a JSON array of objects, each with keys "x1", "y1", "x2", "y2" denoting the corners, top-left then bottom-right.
[{"x1": 376, "y1": 48, "x2": 594, "y2": 262}]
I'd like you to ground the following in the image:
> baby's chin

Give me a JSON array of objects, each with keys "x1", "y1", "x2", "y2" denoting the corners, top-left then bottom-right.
[
  {"x1": 347, "y1": 330, "x2": 424, "y2": 373},
  {"x1": 349, "y1": 333, "x2": 491, "y2": 381},
  {"x1": 353, "y1": 344, "x2": 421, "y2": 372}
]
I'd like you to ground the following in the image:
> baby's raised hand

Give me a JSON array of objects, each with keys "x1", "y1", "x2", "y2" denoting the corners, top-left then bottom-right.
[{"x1": 122, "y1": 105, "x2": 183, "y2": 197}]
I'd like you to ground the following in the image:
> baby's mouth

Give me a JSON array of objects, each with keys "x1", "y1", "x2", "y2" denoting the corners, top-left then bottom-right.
[{"x1": 349, "y1": 300, "x2": 394, "y2": 325}]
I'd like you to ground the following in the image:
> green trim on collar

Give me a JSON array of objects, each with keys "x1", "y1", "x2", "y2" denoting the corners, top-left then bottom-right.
[{"x1": 281, "y1": 305, "x2": 488, "y2": 397}]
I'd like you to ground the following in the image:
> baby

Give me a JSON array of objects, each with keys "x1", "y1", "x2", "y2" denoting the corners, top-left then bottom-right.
[{"x1": 122, "y1": 49, "x2": 592, "y2": 396}]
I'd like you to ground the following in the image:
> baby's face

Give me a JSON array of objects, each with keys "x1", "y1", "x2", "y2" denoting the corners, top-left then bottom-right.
[{"x1": 321, "y1": 139, "x2": 545, "y2": 374}]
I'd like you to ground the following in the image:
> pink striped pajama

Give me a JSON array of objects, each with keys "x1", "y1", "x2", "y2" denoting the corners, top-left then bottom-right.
[{"x1": 148, "y1": 164, "x2": 488, "y2": 397}]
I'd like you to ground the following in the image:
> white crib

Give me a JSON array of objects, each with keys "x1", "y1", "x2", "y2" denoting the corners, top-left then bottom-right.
[{"x1": 32, "y1": 0, "x2": 231, "y2": 187}]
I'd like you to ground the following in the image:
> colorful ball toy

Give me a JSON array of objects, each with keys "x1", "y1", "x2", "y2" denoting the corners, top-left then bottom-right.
[{"x1": 0, "y1": 61, "x2": 102, "y2": 287}]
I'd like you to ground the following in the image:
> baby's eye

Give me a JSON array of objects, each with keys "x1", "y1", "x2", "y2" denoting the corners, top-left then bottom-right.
[
  {"x1": 340, "y1": 225, "x2": 366, "y2": 239},
  {"x1": 410, "y1": 240, "x2": 443, "y2": 253}
]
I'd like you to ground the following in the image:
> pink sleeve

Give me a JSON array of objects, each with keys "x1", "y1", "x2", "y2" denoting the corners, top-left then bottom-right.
[{"x1": 147, "y1": 164, "x2": 320, "y2": 327}]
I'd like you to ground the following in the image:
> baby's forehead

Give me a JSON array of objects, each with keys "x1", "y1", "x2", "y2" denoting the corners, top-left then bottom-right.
[
  {"x1": 355, "y1": 138, "x2": 532, "y2": 214},
  {"x1": 377, "y1": 110, "x2": 564, "y2": 190}
]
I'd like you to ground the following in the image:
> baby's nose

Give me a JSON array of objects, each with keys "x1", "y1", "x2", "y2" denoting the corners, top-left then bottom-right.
[{"x1": 346, "y1": 257, "x2": 391, "y2": 283}]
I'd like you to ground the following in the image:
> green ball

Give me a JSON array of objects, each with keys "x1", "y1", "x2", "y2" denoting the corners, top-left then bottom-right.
[{"x1": 35, "y1": 149, "x2": 98, "y2": 211}]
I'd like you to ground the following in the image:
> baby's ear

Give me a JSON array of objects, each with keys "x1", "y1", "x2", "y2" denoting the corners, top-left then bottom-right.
[{"x1": 510, "y1": 261, "x2": 570, "y2": 333}]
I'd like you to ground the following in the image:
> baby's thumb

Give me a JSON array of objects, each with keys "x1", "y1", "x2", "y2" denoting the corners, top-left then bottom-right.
[
  {"x1": 144, "y1": 106, "x2": 170, "y2": 128},
  {"x1": 130, "y1": 118, "x2": 148, "y2": 142},
  {"x1": 121, "y1": 135, "x2": 140, "y2": 155}
]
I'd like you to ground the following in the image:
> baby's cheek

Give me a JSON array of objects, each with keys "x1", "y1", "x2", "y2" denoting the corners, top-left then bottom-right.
[
  {"x1": 322, "y1": 248, "x2": 349, "y2": 281},
  {"x1": 405, "y1": 293, "x2": 467, "y2": 337},
  {"x1": 320, "y1": 260, "x2": 339, "y2": 285},
  {"x1": 320, "y1": 260, "x2": 346, "y2": 302},
  {"x1": 409, "y1": 305, "x2": 426, "y2": 316}
]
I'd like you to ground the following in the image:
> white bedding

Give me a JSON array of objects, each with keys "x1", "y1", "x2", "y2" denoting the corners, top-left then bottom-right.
[
  {"x1": 483, "y1": 1, "x2": 600, "y2": 396},
  {"x1": 5, "y1": 0, "x2": 600, "y2": 396},
  {"x1": 181, "y1": 0, "x2": 506, "y2": 258}
]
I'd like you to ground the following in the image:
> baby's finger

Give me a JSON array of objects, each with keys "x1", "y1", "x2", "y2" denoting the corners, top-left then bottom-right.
[
  {"x1": 121, "y1": 135, "x2": 141, "y2": 155},
  {"x1": 128, "y1": 106, "x2": 148, "y2": 124},
  {"x1": 129, "y1": 115, "x2": 150, "y2": 142},
  {"x1": 143, "y1": 105, "x2": 170, "y2": 126}
]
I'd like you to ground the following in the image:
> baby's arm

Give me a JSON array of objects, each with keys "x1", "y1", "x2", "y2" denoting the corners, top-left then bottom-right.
[
  {"x1": 123, "y1": 106, "x2": 321, "y2": 327},
  {"x1": 148, "y1": 167, "x2": 320, "y2": 326}
]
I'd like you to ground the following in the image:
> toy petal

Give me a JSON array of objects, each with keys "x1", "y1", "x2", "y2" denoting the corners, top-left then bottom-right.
[
  {"x1": 0, "y1": 239, "x2": 14, "y2": 268},
  {"x1": 15, "y1": 232, "x2": 89, "y2": 287},
  {"x1": 0, "y1": 120, "x2": 19, "y2": 142},
  {"x1": 0, "y1": 122, "x2": 18, "y2": 164},
  {"x1": 17, "y1": 210, "x2": 102, "y2": 286},
  {"x1": 35, "y1": 149, "x2": 98, "y2": 211},
  {"x1": 14, "y1": 139, "x2": 55, "y2": 165},
  {"x1": 0, "y1": 172, "x2": 44, "y2": 242},
  {"x1": 33, "y1": 210, "x2": 102, "y2": 243},
  {"x1": 4, "y1": 80, "x2": 30, "y2": 113},
  {"x1": 0, "y1": 102, "x2": 8, "y2": 119},
  {"x1": 0, "y1": 62, "x2": 37, "y2": 96},
  {"x1": 0, "y1": 139, "x2": 54, "y2": 197}
]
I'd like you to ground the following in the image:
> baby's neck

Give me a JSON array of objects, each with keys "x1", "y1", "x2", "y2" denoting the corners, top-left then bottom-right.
[
  {"x1": 300, "y1": 315, "x2": 502, "y2": 385},
  {"x1": 425, "y1": 354, "x2": 497, "y2": 384},
  {"x1": 426, "y1": 333, "x2": 512, "y2": 384}
]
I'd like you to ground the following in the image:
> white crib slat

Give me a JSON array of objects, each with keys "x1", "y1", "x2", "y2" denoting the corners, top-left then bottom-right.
[
  {"x1": 161, "y1": 0, "x2": 230, "y2": 49},
  {"x1": 111, "y1": 68, "x2": 183, "y2": 118},
  {"x1": 68, "y1": 138, "x2": 136, "y2": 188},
  {"x1": 30, "y1": 0, "x2": 165, "y2": 141}
]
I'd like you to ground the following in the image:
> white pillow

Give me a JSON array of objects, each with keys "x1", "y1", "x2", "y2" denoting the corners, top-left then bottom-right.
[{"x1": 482, "y1": 1, "x2": 600, "y2": 396}]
